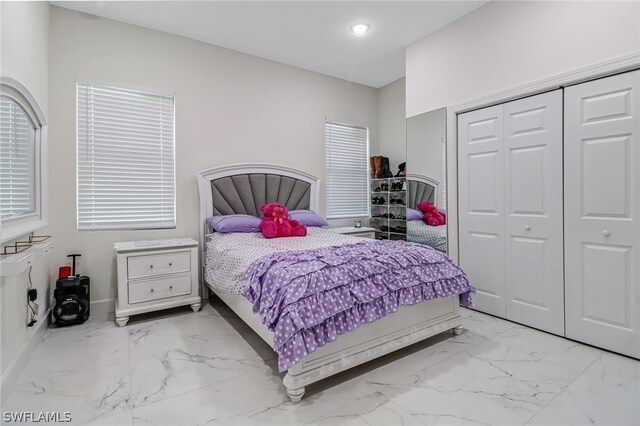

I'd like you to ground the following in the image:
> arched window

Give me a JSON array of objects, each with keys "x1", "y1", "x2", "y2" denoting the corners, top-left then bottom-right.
[{"x1": 0, "y1": 77, "x2": 47, "y2": 242}]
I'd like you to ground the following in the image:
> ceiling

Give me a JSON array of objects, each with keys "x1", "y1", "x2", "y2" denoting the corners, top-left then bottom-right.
[{"x1": 51, "y1": 1, "x2": 486, "y2": 88}]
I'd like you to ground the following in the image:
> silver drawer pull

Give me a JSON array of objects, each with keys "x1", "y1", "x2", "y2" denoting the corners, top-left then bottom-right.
[
  {"x1": 603, "y1": 230, "x2": 611, "y2": 237},
  {"x1": 524, "y1": 225, "x2": 531, "y2": 231}
]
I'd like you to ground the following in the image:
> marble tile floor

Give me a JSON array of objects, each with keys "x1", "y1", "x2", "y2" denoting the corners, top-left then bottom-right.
[{"x1": 3, "y1": 299, "x2": 639, "y2": 426}]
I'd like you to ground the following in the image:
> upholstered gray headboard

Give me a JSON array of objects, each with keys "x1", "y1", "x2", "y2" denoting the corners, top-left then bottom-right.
[
  {"x1": 210, "y1": 173, "x2": 311, "y2": 217},
  {"x1": 197, "y1": 163, "x2": 320, "y2": 257},
  {"x1": 407, "y1": 173, "x2": 440, "y2": 210}
]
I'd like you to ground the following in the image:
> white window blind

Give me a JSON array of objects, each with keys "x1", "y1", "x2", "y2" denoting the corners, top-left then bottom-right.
[
  {"x1": 325, "y1": 121, "x2": 369, "y2": 218},
  {"x1": 0, "y1": 96, "x2": 35, "y2": 219},
  {"x1": 77, "y1": 83, "x2": 175, "y2": 230}
]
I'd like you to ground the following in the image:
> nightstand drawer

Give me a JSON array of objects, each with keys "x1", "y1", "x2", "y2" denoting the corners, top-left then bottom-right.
[
  {"x1": 128, "y1": 275, "x2": 192, "y2": 304},
  {"x1": 328, "y1": 227, "x2": 376, "y2": 239},
  {"x1": 127, "y1": 251, "x2": 191, "y2": 279},
  {"x1": 349, "y1": 231, "x2": 375, "y2": 239}
]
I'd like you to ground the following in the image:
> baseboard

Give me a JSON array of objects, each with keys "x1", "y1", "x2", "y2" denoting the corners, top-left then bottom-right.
[
  {"x1": 0, "y1": 306, "x2": 51, "y2": 404},
  {"x1": 90, "y1": 298, "x2": 115, "y2": 320}
]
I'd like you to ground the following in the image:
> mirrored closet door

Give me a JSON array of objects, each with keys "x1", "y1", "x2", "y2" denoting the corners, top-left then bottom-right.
[{"x1": 406, "y1": 108, "x2": 448, "y2": 253}]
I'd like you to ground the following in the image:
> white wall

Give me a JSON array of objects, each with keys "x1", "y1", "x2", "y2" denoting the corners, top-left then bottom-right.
[
  {"x1": 47, "y1": 6, "x2": 379, "y2": 308},
  {"x1": 0, "y1": 0, "x2": 50, "y2": 398},
  {"x1": 406, "y1": 1, "x2": 640, "y2": 116},
  {"x1": 0, "y1": 2, "x2": 49, "y2": 118},
  {"x1": 376, "y1": 78, "x2": 406, "y2": 173}
]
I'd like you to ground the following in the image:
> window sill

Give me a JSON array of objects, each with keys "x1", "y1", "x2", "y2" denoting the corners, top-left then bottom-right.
[{"x1": 1, "y1": 219, "x2": 47, "y2": 244}]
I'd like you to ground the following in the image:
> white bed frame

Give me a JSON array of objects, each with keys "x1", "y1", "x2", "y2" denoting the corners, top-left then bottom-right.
[{"x1": 197, "y1": 163, "x2": 463, "y2": 402}]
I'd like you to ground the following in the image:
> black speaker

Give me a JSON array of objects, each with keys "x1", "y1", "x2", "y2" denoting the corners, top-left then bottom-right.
[{"x1": 53, "y1": 254, "x2": 90, "y2": 326}]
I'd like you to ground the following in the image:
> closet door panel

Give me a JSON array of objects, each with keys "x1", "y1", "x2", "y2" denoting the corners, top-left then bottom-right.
[
  {"x1": 504, "y1": 90, "x2": 564, "y2": 335},
  {"x1": 458, "y1": 105, "x2": 506, "y2": 317},
  {"x1": 565, "y1": 70, "x2": 640, "y2": 358}
]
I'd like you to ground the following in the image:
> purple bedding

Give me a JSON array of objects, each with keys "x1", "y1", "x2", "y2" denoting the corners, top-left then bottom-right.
[{"x1": 241, "y1": 240, "x2": 474, "y2": 372}]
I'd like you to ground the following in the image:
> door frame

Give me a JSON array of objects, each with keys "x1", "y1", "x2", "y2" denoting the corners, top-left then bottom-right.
[{"x1": 446, "y1": 52, "x2": 640, "y2": 263}]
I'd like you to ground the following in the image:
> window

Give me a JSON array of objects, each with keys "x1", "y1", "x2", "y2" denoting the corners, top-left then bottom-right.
[
  {"x1": 0, "y1": 77, "x2": 47, "y2": 243},
  {"x1": 325, "y1": 121, "x2": 369, "y2": 218},
  {"x1": 77, "y1": 82, "x2": 175, "y2": 230},
  {"x1": 1, "y1": 96, "x2": 35, "y2": 218}
]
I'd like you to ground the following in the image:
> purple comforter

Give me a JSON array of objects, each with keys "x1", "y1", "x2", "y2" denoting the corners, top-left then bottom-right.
[{"x1": 241, "y1": 240, "x2": 474, "y2": 372}]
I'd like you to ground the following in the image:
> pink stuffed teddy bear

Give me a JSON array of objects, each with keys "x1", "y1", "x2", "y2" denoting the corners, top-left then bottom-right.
[
  {"x1": 259, "y1": 202, "x2": 307, "y2": 238},
  {"x1": 417, "y1": 201, "x2": 446, "y2": 227}
]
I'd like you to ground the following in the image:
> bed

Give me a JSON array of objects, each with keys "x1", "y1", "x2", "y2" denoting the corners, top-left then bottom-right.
[
  {"x1": 197, "y1": 163, "x2": 470, "y2": 402},
  {"x1": 407, "y1": 173, "x2": 448, "y2": 252}
]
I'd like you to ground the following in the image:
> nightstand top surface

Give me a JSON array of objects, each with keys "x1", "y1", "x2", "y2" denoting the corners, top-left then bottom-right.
[{"x1": 114, "y1": 237, "x2": 198, "y2": 252}]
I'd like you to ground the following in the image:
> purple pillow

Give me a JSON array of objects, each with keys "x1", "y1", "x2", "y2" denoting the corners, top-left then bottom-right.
[
  {"x1": 407, "y1": 208, "x2": 423, "y2": 221},
  {"x1": 207, "y1": 214, "x2": 261, "y2": 233},
  {"x1": 288, "y1": 210, "x2": 328, "y2": 227}
]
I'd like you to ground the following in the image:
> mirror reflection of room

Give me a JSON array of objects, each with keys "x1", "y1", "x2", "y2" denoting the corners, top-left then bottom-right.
[
  {"x1": 369, "y1": 78, "x2": 407, "y2": 241},
  {"x1": 406, "y1": 107, "x2": 447, "y2": 253}
]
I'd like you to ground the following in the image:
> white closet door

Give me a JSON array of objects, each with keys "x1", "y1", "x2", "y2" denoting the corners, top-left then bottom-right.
[
  {"x1": 565, "y1": 70, "x2": 640, "y2": 358},
  {"x1": 458, "y1": 105, "x2": 506, "y2": 317},
  {"x1": 504, "y1": 91, "x2": 564, "y2": 335}
]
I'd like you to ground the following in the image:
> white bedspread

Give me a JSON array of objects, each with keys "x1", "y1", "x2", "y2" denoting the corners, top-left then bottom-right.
[{"x1": 205, "y1": 227, "x2": 366, "y2": 294}]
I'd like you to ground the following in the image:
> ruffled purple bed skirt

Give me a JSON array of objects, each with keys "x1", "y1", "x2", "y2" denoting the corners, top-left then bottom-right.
[{"x1": 241, "y1": 240, "x2": 475, "y2": 372}]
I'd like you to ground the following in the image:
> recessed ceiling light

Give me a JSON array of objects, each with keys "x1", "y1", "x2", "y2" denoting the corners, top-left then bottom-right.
[{"x1": 351, "y1": 23, "x2": 370, "y2": 36}]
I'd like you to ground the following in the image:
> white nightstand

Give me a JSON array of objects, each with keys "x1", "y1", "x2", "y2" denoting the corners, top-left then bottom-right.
[
  {"x1": 114, "y1": 238, "x2": 201, "y2": 326},
  {"x1": 328, "y1": 226, "x2": 376, "y2": 239}
]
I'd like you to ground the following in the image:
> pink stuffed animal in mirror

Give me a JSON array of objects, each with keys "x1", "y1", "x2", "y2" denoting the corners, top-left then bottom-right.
[{"x1": 417, "y1": 201, "x2": 446, "y2": 227}]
